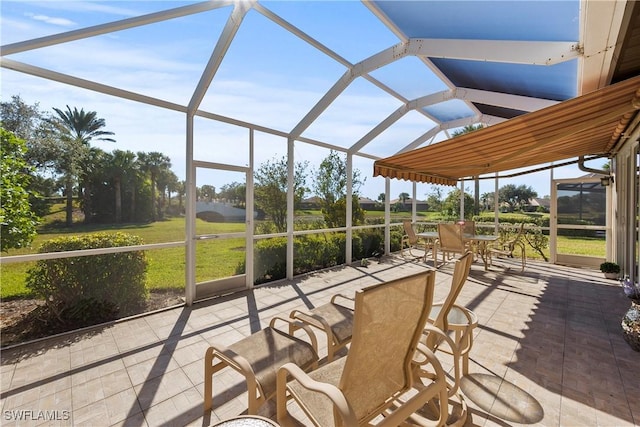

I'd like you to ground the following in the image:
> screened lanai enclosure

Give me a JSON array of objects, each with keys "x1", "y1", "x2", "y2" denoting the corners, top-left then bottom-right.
[{"x1": 2, "y1": 0, "x2": 640, "y2": 316}]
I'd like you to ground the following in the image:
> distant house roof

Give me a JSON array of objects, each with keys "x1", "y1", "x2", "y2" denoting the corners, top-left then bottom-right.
[
  {"x1": 302, "y1": 196, "x2": 323, "y2": 204},
  {"x1": 358, "y1": 197, "x2": 378, "y2": 204},
  {"x1": 529, "y1": 197, "x2": 551, "y2": 208},
  {"x1": 389, "y1": 198, "x2": 427, "y2": 204}
]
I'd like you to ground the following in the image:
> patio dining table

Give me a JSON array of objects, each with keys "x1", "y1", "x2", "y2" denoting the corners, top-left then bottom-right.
[{"x1": 416, "y1": 231, "x2": 498, "y2": 270}]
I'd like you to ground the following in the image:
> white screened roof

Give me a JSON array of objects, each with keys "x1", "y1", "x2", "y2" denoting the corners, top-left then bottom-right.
[{"x1": 0, "y1": 1, "x2": 630, "y2": 179}]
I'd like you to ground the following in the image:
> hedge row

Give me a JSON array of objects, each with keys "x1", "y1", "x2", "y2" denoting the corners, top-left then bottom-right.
[
  {"x1": 243, "y1": 228, "x2": 401, "y2": 284},
  {"x1": 26, "y1": 232, "x2": 148, "y2": 325}
]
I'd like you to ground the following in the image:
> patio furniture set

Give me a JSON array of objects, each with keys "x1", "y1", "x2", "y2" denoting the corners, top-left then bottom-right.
[
  {"x1": 402, "y1": 220, "x2": 527, "y2": 272},
  {"x1": 203, "y1": 252, "x2": 477, "y2": 426}
]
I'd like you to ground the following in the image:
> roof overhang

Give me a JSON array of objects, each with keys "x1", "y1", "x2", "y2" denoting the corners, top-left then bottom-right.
[{"x1": 373, "y1": 75, "x2": 640, "y2": 186}]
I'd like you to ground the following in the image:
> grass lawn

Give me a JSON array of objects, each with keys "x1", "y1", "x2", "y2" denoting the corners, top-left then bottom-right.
[
  {"x1": 0, "y1": 216, "x2": 246, "y2": 299},
  {"x1": 555, "y1": 235, "x2": 605, "y2": 257},
  {"x1": 0, "y1": 206, "x2": 605, "y2": 299}
]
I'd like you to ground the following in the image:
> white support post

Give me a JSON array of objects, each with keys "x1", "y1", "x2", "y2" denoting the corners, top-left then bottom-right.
[
  {"x1": 287, "y1": 138, "x2": 295, "y2": 280},
  {"x1": 246, "y1": 128, "x2": 255, "y2": 288},
  {"x1": 460, "y1": 179, "x2": 465, "y2": 220},
  {"x1": 550, "y1": 167, "x2": 556, "y2": 263},
  {"x1": 185, "y1": 113, "x2": 195, "y2": 306},
  {"x1": 346, "y1": 154, "x2": 353, "y2": 264},
  {"x1": 412, "y1": 182, "x2": 417, "y2": 223},
  {"x1": 494, "y1": 173, "x2": 499, "y2": 234},
  {"x1": 385, "y1": 178, "x2": 391, "y2": 255}
]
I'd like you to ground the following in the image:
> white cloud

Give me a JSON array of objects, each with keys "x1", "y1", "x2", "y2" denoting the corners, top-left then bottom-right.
[
  {"x1": 26, "y1": 13, "x2": 76, "y2": 27},
  {"x1": 27, "y1": 1, "x2": 140, "y2": 18}
]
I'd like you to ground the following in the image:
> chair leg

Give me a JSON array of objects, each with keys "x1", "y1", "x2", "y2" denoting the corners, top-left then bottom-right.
[
  {"x1": 204, "y1": 347, "x2": 265, "y2": 415},
  {"x1": 204, "y1": 347, "x2": 215, "y2": 411},
  {"x1": 462, "y1": 333, "x2": 473, "y2": 375},
  {"x1": 246, "y1": 375, "x2": 262, "y2": 415}
]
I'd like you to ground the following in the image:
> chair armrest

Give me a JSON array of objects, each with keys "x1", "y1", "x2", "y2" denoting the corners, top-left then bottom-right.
[
  {"x1": 206, "y1": 344, "x2": 257, "y2": 380},
  {"x1": 330, "y1": 293, "x2": 355, "y2": 309},
  {"x1": 420, "y1": 324, "x2": 459, "y2": 356},
  {"x1": 289, "y1": 309, "x2": 334, "y2": 336},
  {"x1": 277, "y1": 362, "x2": 358, "y2": 427},
  {"x1": 413, "y1": 338, "x2": 459, "y2": 397},
  {"x1": 270, "y1": 316, "x2": 319, "y2": 355},
  {"x1": 413, "y1": 341, "x2": 447, "y2": 379}
]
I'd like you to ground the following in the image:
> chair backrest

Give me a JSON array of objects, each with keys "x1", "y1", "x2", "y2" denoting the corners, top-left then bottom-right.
[
  {"x1": 338, "y1": 271, "x2": 435, "y2": 423},
  {"x1": 514, "y1": 223, "x2": 525, "y2": 240},
  {"x1": 430, "y1": 251, "x2": 473, "y2": 333},
  {"x1": 457, "y1": 220, "x2": 476, "y2": 236},
  {"x1": 402, "y1": 220, "x2": 418, "y2": 244},
  {"x1": 438, "y1": 223, "x2": 466, "y2": 252},
  {"x1": 504, "y1": 223, "x2": 525, "y2": 247}
]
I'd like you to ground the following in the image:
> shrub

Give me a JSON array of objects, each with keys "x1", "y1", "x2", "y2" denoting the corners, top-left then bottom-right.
[
  {"x1": 354, "y1": 229, "x2": 384, "y2": 259},
  {"x1": 251, "y1": 237, "x2": 287, "y2": 284},
  {"x1": 599, "y1": 262, "x2": 620, "y2": 273},
  {"x1": 473, "y1": 213, "x2": 537, "y2": 225},
  {"x1": 243, "y1": 226, "x2": 403, "y2": 285},
  {"x1": 26, "y1": 232, "x2": 148, "y2": 323}
]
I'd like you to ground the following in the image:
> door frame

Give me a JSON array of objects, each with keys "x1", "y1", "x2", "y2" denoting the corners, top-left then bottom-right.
[
  {"x1": 187, "y1": 160, "x2": 253, "y2": 303},
  {"x1": 550, "y1": 176, "x2": 610, "y2": 268}
]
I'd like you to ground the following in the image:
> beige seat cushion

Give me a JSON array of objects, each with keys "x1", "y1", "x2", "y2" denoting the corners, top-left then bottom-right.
[{"x1": 225, "y1": 327, "x2": 317, "y2": 397}]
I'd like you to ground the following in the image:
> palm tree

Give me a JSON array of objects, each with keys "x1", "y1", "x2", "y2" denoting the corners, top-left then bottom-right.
[
  {"x1": 50, "y1": 105, "x2": 115, "y2": 226},
  {"x1": 77, "y1": 146, "x2": 108, "y2": 223},
  {"x1": 107, "y1": 150, "x2": 137, "y2": 223},
  {"x1": 398, "y1": 192, "x2": 410, "y2": 205},
  {"x1": 137, "y1": 151, "x2": 171, "y2": 221},
  {"x1": 176, "y1": 180, "x2": 186, "y2": 212},
  {"x1": 156, "y1": 168, "x2": 178, "y2": 216}
]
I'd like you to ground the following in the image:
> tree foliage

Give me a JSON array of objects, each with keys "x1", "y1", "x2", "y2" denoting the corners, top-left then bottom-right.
[
  {"x1": 426, "y1": 187, "x2": 443, "y2": 212},
  {"x1": 137, "y1": 151, "x2": 171, "y2": 221},
  {"x1": 49, "y1": 105, "x2": 115, "y2": 225},
  {"x1": 0, "y1": 95, "x2": 59, "y2": 170},
  {"x1": 313, "y1": 151, "x2": 365, "y2": 228},
  {"x1": 254, "y1": 156, "x2": 308, "y2": 233},
  {"x1": 441, "y1": 188, "x2": 474, "y2": 219},
  {"x1": 0, "y1": 129, "x2": 40, "y2": 251},
  {"x1": 219, "y1": 181, "x2": 246, "y2": 206},
  {"x1": 1, "y1": 96, "x2": 60, "y2": 216},
  {"x1": 499, "y1": 184, "x2": 537, "y2": 212},
  {"x1": 200, "y1": 184, "x2": 216, "y2": 202},
  {"x1": 451, "y1": 124, "x2": 483, "y2": 137}
]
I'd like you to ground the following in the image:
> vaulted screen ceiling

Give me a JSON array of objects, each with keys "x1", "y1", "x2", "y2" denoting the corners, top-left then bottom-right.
[
  {"x1": 2, "y1": 0, "x2": 639, "y2": 178},
  {"x1": 369, "y1": 0, "x2": 640, "y2": 185}
]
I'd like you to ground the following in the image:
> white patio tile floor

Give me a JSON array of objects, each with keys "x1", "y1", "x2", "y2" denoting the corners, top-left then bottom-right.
[{"x1": 1, "y1": 255, "x2": 638, "y2": 426}]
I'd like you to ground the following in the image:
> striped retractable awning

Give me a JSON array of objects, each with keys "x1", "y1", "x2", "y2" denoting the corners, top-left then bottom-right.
[{"x1": 373, "y1": 75, "x2": 640, "y2": 186}]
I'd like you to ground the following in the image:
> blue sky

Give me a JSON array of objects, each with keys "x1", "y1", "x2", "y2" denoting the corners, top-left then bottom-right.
[{"x1": 1, "y1": 1, "x2": 602, "y2": 201}]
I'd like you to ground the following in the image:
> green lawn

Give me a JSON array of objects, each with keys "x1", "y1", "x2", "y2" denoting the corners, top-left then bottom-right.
[
  {"x1": 555, "y1": 236, "x2": 605, "y2": 257},
  {"x1": 0, "y1": 208, "x2": 605, "y2": 299},
  {"x1": 0, "y1": 216, "x2": 247, "y2": 298}
]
